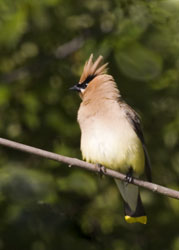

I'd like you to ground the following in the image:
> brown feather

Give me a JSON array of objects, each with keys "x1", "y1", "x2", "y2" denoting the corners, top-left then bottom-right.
[
  {"x1": 82, "y1": 74, "x2": 121, "y2": 104},
  {"x1": 79, "y1": 54, "x2": 108, "y2": 83}
]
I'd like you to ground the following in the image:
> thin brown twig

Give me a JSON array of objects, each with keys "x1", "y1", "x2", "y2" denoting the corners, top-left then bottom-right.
[{"x1": 0, "y1": 137, "x2": 178, "y2": 200}]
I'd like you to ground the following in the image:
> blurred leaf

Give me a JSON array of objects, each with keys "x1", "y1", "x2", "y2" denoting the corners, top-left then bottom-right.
[
  {"x1": 57, "y1": 171, "x2": 97, "y2": 196},
  {"x1": 0, "y1": 166, "x2": 57, "y2": 204},
  {"x1": 0, "y1": 85, "x2": 11, "y2": 106},
  {"x1": 115, "y1": 43, "x2": 162, "y2": 81},
  {"x1": 0, "y1": 8, "x2": 27, "y2": 47}
]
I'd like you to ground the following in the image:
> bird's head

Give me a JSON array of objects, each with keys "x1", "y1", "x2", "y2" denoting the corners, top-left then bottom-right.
[{"x1": 70, "y1": 54, "x2": 108, "y2": 99}]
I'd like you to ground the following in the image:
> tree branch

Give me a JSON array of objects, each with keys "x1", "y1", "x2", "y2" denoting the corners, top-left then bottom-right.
[{"x1": 0, "y1": 137, "x2": 178, "y2": 200}]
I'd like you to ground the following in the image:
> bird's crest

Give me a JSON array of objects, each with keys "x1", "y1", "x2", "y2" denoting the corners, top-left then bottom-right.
[{"x1": 79, "y1": 54, "x2": 108, "y2": 84}]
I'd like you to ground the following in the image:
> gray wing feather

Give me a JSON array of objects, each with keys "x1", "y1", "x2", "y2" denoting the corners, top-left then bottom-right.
[{"x1": 122, "y1": 103, "x2": 152, "y2": 182}]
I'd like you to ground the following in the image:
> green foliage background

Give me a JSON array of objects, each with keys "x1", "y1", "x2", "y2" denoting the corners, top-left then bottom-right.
[{"x1": 0, "y1": 0, "x2": 179, "y2": 249}]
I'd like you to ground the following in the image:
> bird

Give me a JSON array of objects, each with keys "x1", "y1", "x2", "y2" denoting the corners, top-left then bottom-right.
[{"x1": 70, "y1": 54, "x2": 151, "y2": 224}]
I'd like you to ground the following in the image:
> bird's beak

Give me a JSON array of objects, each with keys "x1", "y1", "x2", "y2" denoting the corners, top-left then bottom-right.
[{"x1": 69, "y1": 84, "x2": 81, "y2": 92}]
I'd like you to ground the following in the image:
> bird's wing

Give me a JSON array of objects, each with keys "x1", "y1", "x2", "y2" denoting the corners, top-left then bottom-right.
[{"x1": 123, "y1": 103, "x2": 152, "y2": 182}]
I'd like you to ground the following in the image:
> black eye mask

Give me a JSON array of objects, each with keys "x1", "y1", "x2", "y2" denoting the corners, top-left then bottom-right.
[
  {"x1": 77, "y1": 74, "x2": 96, "y2": 89},
  {"x1": 70, "y1": 75, "x2": 96, "y2": 92}
]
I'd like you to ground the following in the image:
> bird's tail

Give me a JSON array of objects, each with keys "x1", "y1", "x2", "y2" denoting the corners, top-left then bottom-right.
[{"x1": 115, "y1": 179, "x2": 147, "y2": 224}]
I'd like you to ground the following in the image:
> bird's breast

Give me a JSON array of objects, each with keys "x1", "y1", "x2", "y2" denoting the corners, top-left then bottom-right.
[{"x1": 79, "y1": 115, "x2": 145, "y2": 175}]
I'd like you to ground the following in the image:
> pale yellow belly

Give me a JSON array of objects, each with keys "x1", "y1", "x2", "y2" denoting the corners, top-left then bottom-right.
[{"x1": 80, "y1": 119, "x2": 145, "y2": 176}]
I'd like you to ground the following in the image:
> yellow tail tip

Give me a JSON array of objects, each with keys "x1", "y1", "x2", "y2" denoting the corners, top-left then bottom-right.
[{"x1": 125, "y1": 215, "x2": 147, "y2": 224}]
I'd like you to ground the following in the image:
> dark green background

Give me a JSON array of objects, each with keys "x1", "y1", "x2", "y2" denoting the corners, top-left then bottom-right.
[{"x1": 0, "y1": 0, "x2": 178, "y2": 249}]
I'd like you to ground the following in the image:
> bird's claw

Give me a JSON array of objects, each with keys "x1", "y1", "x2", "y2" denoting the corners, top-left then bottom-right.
[
  {"x1": 96, "y1": 163, "x2": 106, "y2": 178},
  {"x1": 125, "y1": 167, "x2": 133, "y2": 184}
]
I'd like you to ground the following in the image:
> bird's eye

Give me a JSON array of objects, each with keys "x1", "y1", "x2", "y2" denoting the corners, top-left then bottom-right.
[
  {"x1": 78, "y1": 82, "x2": 88, "y2": 89},
  {"x1": 78, "y1": 74, "x2": 96, "y2": 90}
]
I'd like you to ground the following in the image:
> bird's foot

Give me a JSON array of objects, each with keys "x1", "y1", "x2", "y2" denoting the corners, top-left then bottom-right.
[
  {"x1": 125, "y1": 167, "x2": 133, "y2": 184},
  {"x1": 96, "y1": 163, "x2": 106, "y2": 178}
]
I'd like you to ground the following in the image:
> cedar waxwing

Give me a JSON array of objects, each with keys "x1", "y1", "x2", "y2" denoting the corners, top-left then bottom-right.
[{"x1": 70, "y1": 54, "x2": 151, "y2": 224}]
